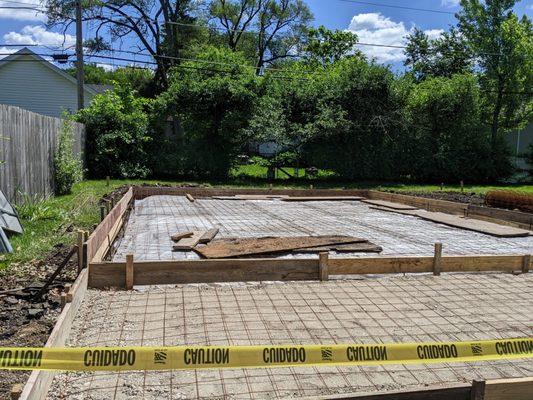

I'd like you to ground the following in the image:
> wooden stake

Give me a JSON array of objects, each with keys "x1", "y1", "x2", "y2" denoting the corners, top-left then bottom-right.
[
  {"x1": 522, "y1": 254, "x2": 531, "y2": 274},
  {"x1": 126, "y1": 254, "x2": 134, "y2": 290},
  {"x1": 460, "y1": 180, "x2": 464, "y2": 193},
  {"x1": 105, "y1": 199, "x2": 111, "y2": 214},
  {"x1": 433, "y1": 243, "x2": 442, "y2": 276},
  {"x1": 319, "y1": 252, "x2": 329, "y2": 281},
  {"x1": 470, "y1": 380, "x2": 486, "y2": 400},
  {"x1": 106, "y1": 176, "x2": 110, "y2": 187},
  {"x1": 60, "y1": 292, "x2": 67, "y2": 310},
  {"x1": 100, "y1": 205, "x2": 106, "y2": 222},
  {"x1": 309, "y1": 184, "x2": 314, "y2": 190},
  {"x1": 77, "y1": 230, "x2": 84, "y2": 273}
]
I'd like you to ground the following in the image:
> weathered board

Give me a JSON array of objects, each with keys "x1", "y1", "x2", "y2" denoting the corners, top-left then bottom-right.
[
  {"x1": 198, "y1": 228, "x2": 220, "y2": 244},
  {"x1": 173, "y1": 230, "x2": 206, "y2": 250},
  {"x1": 194, "y1": 236, "x2": 366, "y2": 259},
  {"x1": 282, "y1": 196, "x2": 364, "y2": 202},
  {"x1": 362, "y1": 199, "x2": 418, "y2": 210},
  {"x1": 171, "y1": 231, "x2": 194, "y2": 242}
]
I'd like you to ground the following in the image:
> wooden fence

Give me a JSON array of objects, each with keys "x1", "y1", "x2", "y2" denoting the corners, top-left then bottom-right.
[{"x1": 0, "y1": 104, "x2": 85, "y2": 202}]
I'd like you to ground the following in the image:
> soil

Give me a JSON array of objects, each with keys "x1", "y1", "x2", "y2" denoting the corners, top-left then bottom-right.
[
  {"x1": 0, "y1": 244, "x2": 78, "y2": 399},
  {"x1": 391, "y1": 190, "x2": 486, "y2": 205}
]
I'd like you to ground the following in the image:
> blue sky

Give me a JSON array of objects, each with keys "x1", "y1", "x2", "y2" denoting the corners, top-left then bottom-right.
[{"x1": 0, "y1": 0, "x2": 531, "y2": 69}]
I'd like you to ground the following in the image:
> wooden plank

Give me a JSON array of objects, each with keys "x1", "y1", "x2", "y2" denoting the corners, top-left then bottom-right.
[
  {"x1": 484, "y1": 377, "x2": 533, "y2": 400},
  {"x1": 171, "y1": 231, "x2": 194, "y2": 242},
  {"x1": 133, "y1": 185, "x2": 368, "y2": 200},
  {"x1": 173, "y1": 230, "x2": 205, "y2": 250},
  {"x1": 194, "y1": 236, "x2": 366, "y2": 259},
  {"x1": 366, "y1": 190, "x2": 468, "y2": 215},
  {"x1": 362, "y1": 199, "x2": 418, "y2": 210},
  {"x1": 306, "y1": 383, "x2": 471, "y2": 399},
  {"x1": 88, "y1": 259, "x2": 319, "y2": 288},
  {"x1": 329, "y1": 257, "x2": 434, "y2": 275},
  {"x1": 368, "y1": 206, "x2": 421, "y2": 216},
  {"x1": 86, "y1": 187, "x2": 133, "y2": 263},
  {"x1": 185, "y1": 193, "x2": 195, "y2": 202},
  {"x1": 296, "y1": 242, "x2": 382, "y2": 253},
  {"x1": 468, "y1": 205, "x2": 533, "y2": 227},
  {"x1": 19, "y1": 264, "x2": 89, "y2": 400},
  {"x1": 329, "y1": 254, "x2": 524, "y2": 275},
  {"x1": 282, "y1": 196, "x2": 364, "y2": 202},
  {"x1": 415, "y1": 211, "x2": 531, "y2": 237},
  {"x1": 211, "y1": 195, "x2": 288, "y2": 200},
  {"x1": 198, "y1": 228, "x2": 220, "y2": 244}
]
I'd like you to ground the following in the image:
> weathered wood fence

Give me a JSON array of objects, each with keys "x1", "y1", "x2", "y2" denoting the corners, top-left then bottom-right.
[{"x1": 0, "y1": 104, "x2": 85, "y2": 202}]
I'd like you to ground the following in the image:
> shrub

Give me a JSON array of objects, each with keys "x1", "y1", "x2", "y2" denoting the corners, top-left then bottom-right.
[
  {"x1": 77, "y1": 85, "x2": 152, "y2": 179},
  {"x1": 53, "y1": 117, "x2": 83, "y2": 195},
  {"x1": 526, "y1": 144, "x2": 533, "y2": 178}
]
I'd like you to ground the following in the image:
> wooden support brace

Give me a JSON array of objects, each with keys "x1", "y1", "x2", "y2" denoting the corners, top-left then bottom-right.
[
  {"x1": 185, "y1": 193, "x2": 195, "y2": 202},
  {"x1": 100, "y1": 205, "x2": 106, "y2": 222},
  {"x1": 319, "y1": 252, "x2": 329, "y2": 281},
  {"x1": 105, "y1": 199, "x2": 111, "y2": 213},
  {"x1": 433, "y1": 243, "x2": 442, "y2": 276},
  {"x1": 522, "y1": 254, "x2": 531, "y2": 274},
  {"x1": 60, "y1": 292, "x2": 67, "y2": 310},
  {"x1": 126, "y1": 254, "x2": 134, "y2": 290},
  {"x1": 77, "y1": 231, "x2": 84, "y2": 273}
]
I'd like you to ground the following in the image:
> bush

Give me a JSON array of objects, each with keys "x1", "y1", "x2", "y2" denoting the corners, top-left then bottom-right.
[
  {"x1": 526, "y1": 144, "x2": 533, "y2": 178},
  {"x1": 53, "y1": 117, "x2": 83, "y2": 195},
  {"x1": 77, "y1": 85, "x2": 152, "y2": 179}
]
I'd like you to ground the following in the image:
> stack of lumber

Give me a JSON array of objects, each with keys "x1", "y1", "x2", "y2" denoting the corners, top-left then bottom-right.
[
  {"x1": 193, "y1": 235, "x2": 381, "y2": 259},
  {"x1": 171, "y1": 228, "x2": 220, "y2": 251}
]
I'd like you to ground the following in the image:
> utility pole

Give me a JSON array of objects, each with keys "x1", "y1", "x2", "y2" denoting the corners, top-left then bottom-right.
[{"x1": 75, "y1": 0, "x2": 84, "y2": 111}]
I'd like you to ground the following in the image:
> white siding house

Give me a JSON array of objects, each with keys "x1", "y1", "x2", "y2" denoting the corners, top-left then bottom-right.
[{"x1": 0, "y1": 48, "x2": 101, "y2": 118}]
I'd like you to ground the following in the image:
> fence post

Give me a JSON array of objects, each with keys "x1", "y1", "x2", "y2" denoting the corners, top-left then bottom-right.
[{"x1": 433, "y1": 243, "x2": 442, "y2": 276}]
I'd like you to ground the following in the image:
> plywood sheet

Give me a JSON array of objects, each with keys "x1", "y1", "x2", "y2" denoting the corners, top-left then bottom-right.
[{"x1": 194, "y1": 236, "x2": 365, "y2": 259}]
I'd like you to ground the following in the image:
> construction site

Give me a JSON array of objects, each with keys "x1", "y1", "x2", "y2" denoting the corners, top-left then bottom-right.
[{"x1": 11, "y1": 186, "x2": 531, "y2": 400}]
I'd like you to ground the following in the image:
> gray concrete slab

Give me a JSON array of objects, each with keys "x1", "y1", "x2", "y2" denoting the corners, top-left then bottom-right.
[
  {"x1": 112, "y1": 196, "x2": 532, "y2": 261},
  {"x1": 48, "y1": 273, "x2": 533, "y2": 399}
]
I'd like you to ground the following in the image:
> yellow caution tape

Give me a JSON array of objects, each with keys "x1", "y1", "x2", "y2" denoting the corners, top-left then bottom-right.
[{"x1": 0, "y1": 338, "x2": 531, "y2": 371}]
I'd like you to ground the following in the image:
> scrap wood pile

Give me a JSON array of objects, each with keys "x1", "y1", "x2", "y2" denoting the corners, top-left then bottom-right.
[{"x1": 171, "y1": 231, "x2": 382, "y2": 258}]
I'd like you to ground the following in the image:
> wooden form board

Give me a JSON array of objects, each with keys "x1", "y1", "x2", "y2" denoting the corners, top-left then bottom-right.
[
  {"x1": 88, "y1": 254, "x2": 530, "y2": 288},
  {"x1": 281, "y1": 196, "x2": 364, "y2": 202},
  {"x1": 361, "y1": 199, "x2": 418, "y2": 210},
  {"x1": 86, "y1": 187, "x2": 133, "y2": 263},
  {"x1": 19, "y1": 269, "x2": 88, "y2": 400},
  {"x1": 89, "y1": 259, "x2": 319, "y2": 288}
]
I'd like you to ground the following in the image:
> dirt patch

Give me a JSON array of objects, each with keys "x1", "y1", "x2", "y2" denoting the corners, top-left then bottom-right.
[
  {"x1": 0, "y1": 244, "x2": 78, "y2": 399},
  {"x1": 391, "y1": 190, "x2": 485, "y2": 205}
]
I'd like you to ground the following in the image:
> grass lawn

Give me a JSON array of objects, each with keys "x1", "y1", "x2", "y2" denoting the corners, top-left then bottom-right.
[{"x1": 1, "y1": 176, "x2": 531, "y2": 270}]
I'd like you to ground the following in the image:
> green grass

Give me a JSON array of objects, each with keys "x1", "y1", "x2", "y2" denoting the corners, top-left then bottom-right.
[{"x1": 1, "y1": 176, "x2": 531, "y2": 270}]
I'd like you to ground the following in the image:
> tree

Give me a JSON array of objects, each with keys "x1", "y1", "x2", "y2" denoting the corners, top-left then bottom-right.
[
  {"x1": 305, "y1": 25, "x2": 360, "y2": 65},
  {"x1": 404, "y1": 27, "x2": 472, "y2": 81},
  {"x1": 46, "y1": 0, "x2": 203, "y2": 90},
  {"x1": 457, "y1": 0, "x2": 533, "y2": 146},
  {"x1": 153, "y1": 47, "x2": 258, "y2": 178},
  {"x1": 209, "y1": 0, "x2": 313, "y2": 72}
]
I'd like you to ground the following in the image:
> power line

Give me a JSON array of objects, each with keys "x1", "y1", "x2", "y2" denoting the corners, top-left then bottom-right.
[{"x1": 338, "y1": 0, "x2": 455, "y2": 15}]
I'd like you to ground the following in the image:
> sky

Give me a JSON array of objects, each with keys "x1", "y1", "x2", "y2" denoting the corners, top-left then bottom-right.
[{"x1": 0, "y1": 0, "x2": 531, "y2": 70}]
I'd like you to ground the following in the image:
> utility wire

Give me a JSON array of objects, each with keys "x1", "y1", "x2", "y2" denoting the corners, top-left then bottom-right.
[{"x1": 338, "y1": 0, "x2": 455, "y2": 15}]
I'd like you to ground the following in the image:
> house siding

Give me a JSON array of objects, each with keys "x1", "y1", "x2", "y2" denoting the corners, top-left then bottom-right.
[{"x1": 0, "y1": 54, "x2": 94, "y2": 118}]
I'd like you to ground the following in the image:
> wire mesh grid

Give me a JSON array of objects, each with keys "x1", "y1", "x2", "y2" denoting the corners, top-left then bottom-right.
[
  {"x1": 49, "y1": 273, "x2": 533, "y2": 399},
  {"x1": 113, "y1": 196, "x2": 533, "y2": 262}
]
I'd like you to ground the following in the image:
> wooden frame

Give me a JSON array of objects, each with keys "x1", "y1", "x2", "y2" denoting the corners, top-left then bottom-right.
[{"x1": 81, "y1": 185, "x2": 531, "y2": 289}]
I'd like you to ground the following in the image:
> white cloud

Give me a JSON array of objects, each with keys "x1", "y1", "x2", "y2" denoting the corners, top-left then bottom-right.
[
  {"x1": 347, "y1": 13, "x2": 443, "y2": 64},
  {"x1": 3, "y1": 25, "x2": 75, "y2": 48},
  {"x1": 0, "y1": 0, "x2": 46, "y2": 22},
  {"x1": 0, "y1": 46, "x2": 18, "y2": 60},
  {"x1": 441, "y1": 0, "x2": 460, "y2": 7}
]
